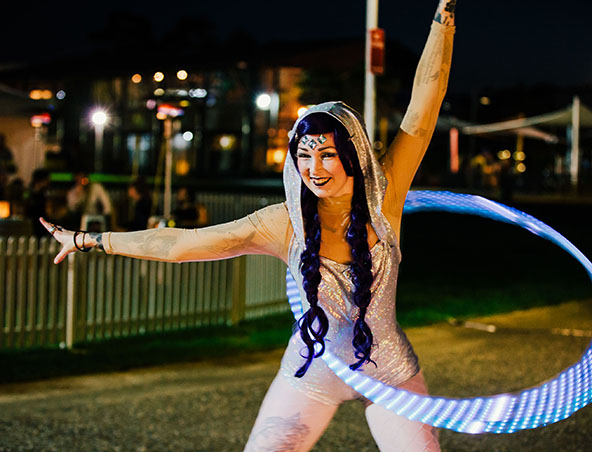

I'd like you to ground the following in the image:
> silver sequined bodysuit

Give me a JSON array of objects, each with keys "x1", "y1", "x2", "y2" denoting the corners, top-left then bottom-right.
[{"x1": 280, "y1": 236, "x2": 419, "y2": 406}]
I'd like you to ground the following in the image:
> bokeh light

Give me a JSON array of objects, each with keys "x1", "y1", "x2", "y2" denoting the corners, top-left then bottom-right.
[
  {"x1": 272, "y1": 149, "x2": 285, "y2": 164},
  {"x1": 514, "y1": 151, "x2": 526, "y2": 161},
  {"x1": 91, "y1": 110, "x2": 108, "y2": 126},
  {"x1": 256, "y1": 93, "x2": 272, "y2": 110},
  {"x1": 189, "y1": 88, "x2": 207, "y2": 98},
  {"x1": 497, "y1": 149, "x2": 512, "y2": 160}
]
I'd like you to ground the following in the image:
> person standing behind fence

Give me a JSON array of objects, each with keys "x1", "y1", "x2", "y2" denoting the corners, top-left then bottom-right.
[
  {"x1": 0, "y1": 133, "x2": 17, "y2": 199},
  {"x1": 172, "y1": 186, "x2": 209, "y2": 228},
  {"x1": 67, "y1": 172, "x2": 113, "y2": 230},
  {"x1": 6, "y1": 178, "x2": 25, "y2": 218},
  {"x1": 126, "y1": 177, "x2": 152, "y2": 231},
  {"x1": 26, "y1": 169, "x2": 51, "y2": 237}
]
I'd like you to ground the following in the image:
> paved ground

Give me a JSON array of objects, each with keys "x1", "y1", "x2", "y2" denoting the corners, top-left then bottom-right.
[{"x1": 1, "y1": 300, "x2": 591, "y2": 452}]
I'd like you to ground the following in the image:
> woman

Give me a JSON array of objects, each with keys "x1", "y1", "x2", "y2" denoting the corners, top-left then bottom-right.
[{"x1": 41, "y1": 1, "x2": 455, "y2": 450}]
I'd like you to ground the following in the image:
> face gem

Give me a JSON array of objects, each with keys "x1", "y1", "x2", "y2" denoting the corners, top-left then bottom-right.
[{"x1": 317, "y1": 134, "x2": 327, "y2": 144}]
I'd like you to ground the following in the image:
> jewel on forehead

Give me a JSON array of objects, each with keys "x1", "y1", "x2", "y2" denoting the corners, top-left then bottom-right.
[
  {"x1": 317, "y1": 135, "x2": 327, "y2": 144},
  {"x1": 308, "y1": 140, "x2": 319, "y2": 149},
  {"x1": 300, "y1": 135, "x2": 310, "y2": 144}
]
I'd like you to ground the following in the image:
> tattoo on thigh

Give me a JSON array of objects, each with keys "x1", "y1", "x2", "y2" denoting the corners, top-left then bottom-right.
[{"x1": 245, "y1": 413, "x2": 310, "y2": 452}]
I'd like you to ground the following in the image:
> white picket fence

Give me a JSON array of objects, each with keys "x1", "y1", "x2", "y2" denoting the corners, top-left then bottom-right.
[{"x1": 0, "y1": 236, "x2": 289, "y2": 350}]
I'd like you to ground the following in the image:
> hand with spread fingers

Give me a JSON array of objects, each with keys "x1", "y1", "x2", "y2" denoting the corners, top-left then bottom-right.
[{"x1": 39, "y1": 217, "x2": 100, "y2": 264}]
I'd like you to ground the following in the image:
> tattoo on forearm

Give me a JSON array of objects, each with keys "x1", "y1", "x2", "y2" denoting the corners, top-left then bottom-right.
[
  {"x1": 88, "y1": 232, "x2": 104, "y2": 251},
  {"x1": 125, "y1": 230, "x2": 180, "y2": 259},
  {"x1": 402, "y1": 31, "x2": 453, "y2": 136},
  {"x1": 434, "y1": 0, "x2": 456, "y2": 26},
  {"x1": 245, "y1": 413, "x2": 310, "y2": 452},
  {"x1": 416, "y1": 32, "x2": 445, "y2": 87},
  {"x1": 184, "y1": 229, "x2": 258, "y2": 257},
  {"x1": 445, "y1": 0, "x2": 457, "y2": 14}
]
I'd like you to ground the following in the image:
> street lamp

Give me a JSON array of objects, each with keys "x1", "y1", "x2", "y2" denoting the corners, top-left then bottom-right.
[
  {"x1": 157, "y1": 104, "x2": 184, "y2": 218},
  {"x1": 91, "y1": 109, "x2": 108, "y2": 173},
  {"x1": 256, "y1": 93, "x2": 272, "y2": 110}
]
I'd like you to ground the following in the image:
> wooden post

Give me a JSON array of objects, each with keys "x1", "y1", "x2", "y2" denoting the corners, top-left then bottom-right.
[
  {"x1": 570, "y1": 96, "x2": 581, "y2": 188},
  {"x1": 65, "y1": 252, "x2": 77, "y2": 349},
  {"x1": 230, "y1": 256, "x2": 247, "y2": 325}
]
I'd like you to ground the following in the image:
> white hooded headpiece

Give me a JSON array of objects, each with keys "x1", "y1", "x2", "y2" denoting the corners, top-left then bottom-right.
[{"x1": 283, "y1": 101, "x2": 396, "y2": 248}]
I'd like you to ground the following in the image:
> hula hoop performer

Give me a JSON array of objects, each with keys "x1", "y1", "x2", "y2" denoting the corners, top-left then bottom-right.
[{"x1": 41, "y1": 1, "x2": 456, "y2": 450}]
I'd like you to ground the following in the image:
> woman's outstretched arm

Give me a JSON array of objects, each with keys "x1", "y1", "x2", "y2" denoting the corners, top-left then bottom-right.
[
  {"x1": 40, "y1": 202, "x2": 292, "y2": 264},
  {"x1": 380, "y1": 0, "x2": 456, "y2": 237}
]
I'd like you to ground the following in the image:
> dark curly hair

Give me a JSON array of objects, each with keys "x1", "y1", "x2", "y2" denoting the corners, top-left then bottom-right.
[{"x1": 289, "y1": 112, "x2": 376, "y2": 377}]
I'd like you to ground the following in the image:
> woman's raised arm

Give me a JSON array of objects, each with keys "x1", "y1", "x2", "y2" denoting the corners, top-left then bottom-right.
[
  {"x1": 40, "y1": 202, "x2": 292, "y2": 264},
  {"x1": 380, "y1": 0, "x2": 456, "y2": 236}
]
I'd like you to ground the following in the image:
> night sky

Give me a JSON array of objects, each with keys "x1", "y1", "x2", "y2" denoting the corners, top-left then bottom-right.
[{"x1": 1, "y1": 0, "x2": 591, "y2": 92}]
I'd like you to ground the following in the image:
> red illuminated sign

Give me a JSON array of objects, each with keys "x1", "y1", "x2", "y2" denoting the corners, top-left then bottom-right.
[{"x1": 370, "y1": 28, "x2": 385, "y2": 75}]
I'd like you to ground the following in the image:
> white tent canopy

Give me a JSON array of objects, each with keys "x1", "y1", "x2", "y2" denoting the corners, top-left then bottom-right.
[
  {"x1": 459, "y1": 97, "x2": 589, "y2": 186},
  {"x1": 461, "y1": 100, "x2": 592, "y2": 135}
]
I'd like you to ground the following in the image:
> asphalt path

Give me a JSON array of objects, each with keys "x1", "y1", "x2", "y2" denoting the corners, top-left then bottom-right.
[{"x1": 1, "y1": 300, "x2": 591, "y2": 452}]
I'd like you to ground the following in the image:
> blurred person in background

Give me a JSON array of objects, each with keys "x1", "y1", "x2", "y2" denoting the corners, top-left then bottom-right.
[
  {"x1": 6, "y1": 178, "x2": 26, "y2": 218},
  {"x1": 172, "y1": 186, "x2": 209, "y2": 228},
  {"x1": 0, "y1": 133, "x2": 17, "y2": 199},
  {"x1": 67, "y1": 172, "x2": 113, "y2": 230},
  {"x1": 126, "y1": 177, "x2": 152, "y2": 231},
  {"x1": 26, "y1": 169, "x2": 51, "y2": 236},
  {"x1": 46, "y1": 193, "x2": 78, "y2": 231}
]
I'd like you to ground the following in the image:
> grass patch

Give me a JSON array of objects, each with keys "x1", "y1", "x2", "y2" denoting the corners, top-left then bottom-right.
[{"x1": 0, "y1": 312, "x2": 295, "y2": 384}]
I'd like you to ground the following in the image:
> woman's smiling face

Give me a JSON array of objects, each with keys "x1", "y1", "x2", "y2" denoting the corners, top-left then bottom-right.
[{"x1": 296, "y1": 132, "x2": 354, "y2": 198}]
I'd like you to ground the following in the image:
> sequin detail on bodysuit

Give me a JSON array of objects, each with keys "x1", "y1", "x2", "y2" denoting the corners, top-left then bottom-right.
[
  {"x1": 280, "y1": 102, "x2": 421, "y2": 405},
  {"x1": 280, "y1": 237, "x2": 419, "y2": 406}
]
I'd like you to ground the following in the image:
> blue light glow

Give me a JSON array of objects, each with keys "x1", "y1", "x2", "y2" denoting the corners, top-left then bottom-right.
[{"x1": 285, "y1": 190, "x2": 592, "y2": 434}]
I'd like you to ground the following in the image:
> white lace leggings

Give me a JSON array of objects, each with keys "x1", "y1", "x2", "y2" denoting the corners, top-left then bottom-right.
[{"x1": 243, "y1": 371, "x2": 440, "y2": 452}]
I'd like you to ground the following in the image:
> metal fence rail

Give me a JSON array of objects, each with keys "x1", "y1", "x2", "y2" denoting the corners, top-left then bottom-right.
[{"x1": 0, "y1": 236, "x2": 288, "y2": 350}]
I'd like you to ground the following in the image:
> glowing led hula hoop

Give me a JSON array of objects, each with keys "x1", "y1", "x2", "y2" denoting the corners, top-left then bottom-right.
[{"x1": 286, "y1": 190, "x2": 592, "y2": 434}]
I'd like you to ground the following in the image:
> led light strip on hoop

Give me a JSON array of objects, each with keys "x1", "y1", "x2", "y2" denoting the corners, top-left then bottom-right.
[{"x1": 286, "y1": 190, "x2": 592, "y2": 434}]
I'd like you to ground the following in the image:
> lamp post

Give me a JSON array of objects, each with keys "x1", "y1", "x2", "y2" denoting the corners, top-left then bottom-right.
[
  {"x1": 30, "y1": 113, "x2": 51, "y2": 171},
  {"x1": 157, "y1": 104, "x2": 184, "y2": 218},
  {"x1": 255, "y1": 92, "x2": 278, "y2": 171},
  {"x1": 364, "y1": 0, "x2": 380, "y2": 145},
  {"x1": 91, "y1": 109, "x2": 108, "y2": 173}
]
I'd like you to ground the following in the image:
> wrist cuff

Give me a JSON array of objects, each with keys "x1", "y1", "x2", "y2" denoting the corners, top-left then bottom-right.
[{"x1": 103, "y1": 231, "x2": 114, "y2": 254}]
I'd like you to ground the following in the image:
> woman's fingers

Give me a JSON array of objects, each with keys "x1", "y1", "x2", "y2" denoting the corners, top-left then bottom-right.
[
  {"x1": 54, "y1": 247, "x2": 72, "y2": 264},
  {"x1": 39, "y1": 217, "x2": 56, "y2": 235},
  {"x1": 39, "y1": 217, "x2": 74, "y2": 264}
]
